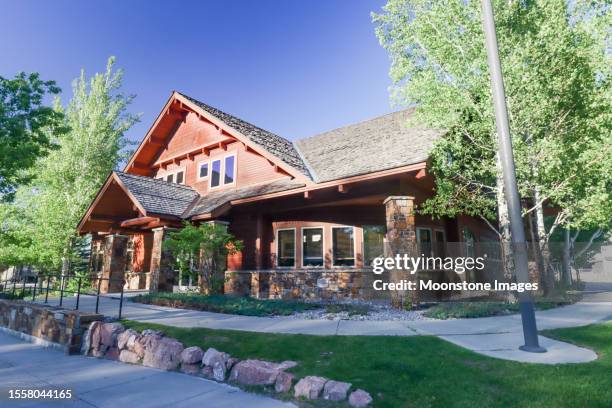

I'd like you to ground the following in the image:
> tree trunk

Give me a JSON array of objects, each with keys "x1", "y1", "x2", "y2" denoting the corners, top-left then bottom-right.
[
  {"x1": 562, "y1": 228, "x2": 572, "y2": 286},
  {"x1": 534, "y1": 188, "x2": 554, "y2": 295},
  {"x1": 495, "y1": 153, "x2": 514, "y2": 281},
  {"x1": 528, "y1": 210, "x2": 546, "y2": 287}
]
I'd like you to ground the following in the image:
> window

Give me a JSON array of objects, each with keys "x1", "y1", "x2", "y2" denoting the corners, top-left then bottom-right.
[
  {"x1": 434, "y1": 229, "x2": 446, "y2": 258},
  {"x1": 417, "y1": 228, "x2": 432, "y2": 257},
  {"x1": 210, "y1": 159, "x2": 221, "y2": 188},
  {"x1": 463, "y1": 228, "x2": 475, "y2": 258},
  {"x1": 224, "y1": 155, "x2": 235, "y2": 185},
  {"x1": 363, "y1": 225, "x2": 385, "y2": 266},
  {"x1": 332, "y1": 226, "x2": 355, "y2": 267},
  {"x1": 198, "y1": 162, "x2": 209, "y2": 180},
  {"x1": 166, "y1": 173, "x2": 174, "y2": 183},
  {"x1": 302, "y1": 227, "x2": 323, "y2": 267},
  {"x1": 209, "y1": 154, "x2": 236, "y2": 188},
  {"x1": 277, "y1": 229, "x2": 295, "y2": 267},
  {"x1": 175, "y1": 170, "x2": 184, "y2": 184}
]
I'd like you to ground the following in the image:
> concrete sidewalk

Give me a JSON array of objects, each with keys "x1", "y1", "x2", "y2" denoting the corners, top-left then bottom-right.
[
  {"x1": 0, "y1": 332, "x2": 294, "y2": 408},
  {"x1": 40, "y1": 294, "x2": 610, "y2": 364}
]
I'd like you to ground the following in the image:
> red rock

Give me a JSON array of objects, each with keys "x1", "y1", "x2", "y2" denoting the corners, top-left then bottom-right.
[{"x1": 294, "y1": 376, "x2": 327, "y2": 400}]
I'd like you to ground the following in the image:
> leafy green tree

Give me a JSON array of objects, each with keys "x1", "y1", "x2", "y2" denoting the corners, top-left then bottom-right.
[
  {"x1": 374, "y1": 0, "x2": 610, "y2": 292},
  {"x1": 0, "y1": 57, "x2": 139, "y2": 271},
  {"x1": 0, "y1": 73, "x2": 67, "y2": 200},
  {"x1": 164, "y1": 222, "x2": 243, "y2": 294}
]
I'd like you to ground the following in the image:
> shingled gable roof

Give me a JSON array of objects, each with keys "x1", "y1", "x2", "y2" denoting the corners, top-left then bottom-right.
[
  {"x1": 294, "y1": 108, "x2": 443, "y2": 183},
  {"x1": 178, "y1": 92, "x2": 311, "y2": 179},
  {"x1": 112, "y1": 172, "x2": 303, "y2": 220},
  {"x1": 183, "y1": 178, "x2": 305, "y2": 218},
  {"x1": 115, "y1": 172, "x2": 199, "y2": 218}
]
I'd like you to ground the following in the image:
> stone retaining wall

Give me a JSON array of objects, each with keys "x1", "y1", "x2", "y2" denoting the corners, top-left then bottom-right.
[
  {"x1": 0, "y1": 299, "x2": 102, "y2": 354},
  {"x1": 224, "y1": 269, "x2": 380, "y2": 300}
]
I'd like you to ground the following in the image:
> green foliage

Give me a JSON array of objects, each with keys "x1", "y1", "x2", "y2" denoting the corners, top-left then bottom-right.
[
  {"x1": 0, "y1": 72, "x2": 67, "y2": 200},
  {"x1": 122, "y1": 320, "x2": 612, "y2": 407},
  {"x1": 0, "y1": 57, "x2": 139, "y2": 269},
  {"x1": 131, "y1": 292, "x2": 320, "y2": 316},
  {"x1": 163, "y1": 222, "x2": 243, "y2": 293},
  {"x1": 373, "y1": 0, "x2": 611, "y2": 233}
]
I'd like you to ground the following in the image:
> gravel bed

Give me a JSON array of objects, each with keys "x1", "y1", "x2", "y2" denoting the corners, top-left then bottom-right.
[{"x1": 284, "y1": 301, "x2": 434, "y2": 321}]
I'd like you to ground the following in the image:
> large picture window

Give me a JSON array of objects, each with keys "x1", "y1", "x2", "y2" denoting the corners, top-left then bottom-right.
[
  {"x1": 277, "y1": 229, "x2": 295, "y2": 267},
  {"x1": 332, "y1": 226, "x2": 355, "y2": 267},
  {"x1": 209, "y1": 154, "x2": 236, "y2": 188},
  {"x1": 302, "y1": 227, "x2": 323, "y2": 267},
  {"x1": 363, "y1": 225, "x2": 385, "y2": 266}
]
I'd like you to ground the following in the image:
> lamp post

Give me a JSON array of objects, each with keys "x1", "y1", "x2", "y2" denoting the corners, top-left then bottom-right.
[{"x1": 481, "y1": 0, "x2": 546, "y2": 353}]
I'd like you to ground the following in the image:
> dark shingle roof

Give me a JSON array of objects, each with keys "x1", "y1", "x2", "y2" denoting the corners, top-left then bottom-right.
[
  {"x1": 179, "y1": 92, "x2": 311, "y2": 179},
  {"x1": 115, "y1": 172, "x2": 199, "y2": 218},
  {"x1": 183, "y1": 178, "x2": 304, "y2": 218},
  {"x1": 294, "y1": 109, "x2": 442, "y2": 182}
]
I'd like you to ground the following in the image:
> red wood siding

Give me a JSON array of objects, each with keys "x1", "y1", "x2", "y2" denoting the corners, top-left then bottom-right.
[{"x1": 152, "y1": 112, "x2": 286, "y2": 195}]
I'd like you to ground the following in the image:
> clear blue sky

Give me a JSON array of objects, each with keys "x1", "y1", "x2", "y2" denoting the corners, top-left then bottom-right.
[{"x1": 0, "y1": 0, "x2": 394, "y2": 142}]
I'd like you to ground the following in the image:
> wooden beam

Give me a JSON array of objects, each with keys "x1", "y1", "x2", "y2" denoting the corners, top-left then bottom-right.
[
  {"x1": 304, "y1": 191, "x2": 310, "y2": 199},
  {"x1": 120, "y1": 216, "x2": 160, "y2": 228},
  {"x1": 338, "y1": 184, "x2": 349, "y2": 194},
  {"x1": 415, "y1": 168, "x2": 427, "y2": 179},
  {"x1": 218, "y1": 141, "x2": 227, "y2": 151}
]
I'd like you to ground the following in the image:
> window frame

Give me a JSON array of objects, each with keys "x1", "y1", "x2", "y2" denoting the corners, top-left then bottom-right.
[
  {"x1": 209, "y1": 153, "x2": 237, "y2": 190},
  {"x1": 362, "y1": 225, "x2": 386, "y2": 267},
  {"x1": 417, "y1": 227, "x2": 433, "y2": 257},
  {"x1": 301, "y1": 226, "x2": 325, "y2": 268},
  {"x1": 158, "y1": 166, "x2": 186, "y2": 185},
  {"x1": 276, "y1": 227, "x2": 296, "y2": 268},
  {"x1": 331, "y1": 225, "x2": 356, "y2": 268},
  {"x1": 197, "y1": 160, "x2": 210, "y2": 181},
  {"x1": 434, "y1": 228, "x2": 447, "y2": 258},
  {"x1": 223, "y1": 153, "x2": 237, "y2": 187}
]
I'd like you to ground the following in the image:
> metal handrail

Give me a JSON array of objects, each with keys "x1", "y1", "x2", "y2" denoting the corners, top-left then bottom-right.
[{"x1": 0, "y1": 271, "x2": 151, "y2": 319}]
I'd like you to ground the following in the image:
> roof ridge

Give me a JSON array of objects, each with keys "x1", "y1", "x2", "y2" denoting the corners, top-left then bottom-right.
[{"x1": 292, "y1": 141, "x2": 319, "y2": 182}]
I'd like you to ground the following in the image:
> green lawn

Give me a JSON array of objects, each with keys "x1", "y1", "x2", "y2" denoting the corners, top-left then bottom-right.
[{"x1": 122, "y1": 320, "x2": 612, "y2": 407}]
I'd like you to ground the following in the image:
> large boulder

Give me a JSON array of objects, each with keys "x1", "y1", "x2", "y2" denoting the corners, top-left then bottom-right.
[
  {"x1": 229, "y1": 360, "x2": 282, "y2": 386},
  {"x1": 119, "y1": 350, "x2": 141, "y2": 364},
  {"x1": 181, "y1": 346, "x2": 204, "y2": 365},
  {"x1": 348, "y1": 389, "x2": 373, "y2": 407},
  {"x1": 275, "y1": 371, "x2": 294, "y2": 393},
  {"x1": 142, "y1": 337, "x2": 184, "y2": 371},
  {"x1": 135, "y1": 329, "x2": 163, "y2": 359},
  {"x1": 181, "y1": 363, "x2": 201, "y2": 375},
  {"x1": 277, "y1": 361, "x2": 298, "y2": 370},
  {"x1": 202, "y1": 348, "x2": 228, "y2": 367},
  {"x1": 91, "y1": 322, "x2": 103, "y2": 352},
  {"x1": 117, "y1": 329, "x2": 139, "y2": 351},
  {"x1": 294, "y1": 376, "x2": 327, "y2": 400},
  {"x1": 323, "y1": 380, "x2": 352, "y2": 401},
  {"x1": 100, "y1": 322, "x2": 124, "y2": 349},
  {"x1": 82, "y1": 321, "x2": 102, "y2": 355}
]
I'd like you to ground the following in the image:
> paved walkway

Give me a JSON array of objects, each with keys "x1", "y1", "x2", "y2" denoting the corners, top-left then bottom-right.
[
  {"x1": 39, "y1": 292, "x2": 611, "y2": 364},
  {"x1": 0, "y1": 332, "x2": 294, "y2": 408}
]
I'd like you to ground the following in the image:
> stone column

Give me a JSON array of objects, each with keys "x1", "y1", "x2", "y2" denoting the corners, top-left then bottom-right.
[
  {"x1": 101, "y1": 234, "x2": 128, "y2": 293},
  {"x1": 383, "y1": 196, "x2": 417, "y2": 307}
]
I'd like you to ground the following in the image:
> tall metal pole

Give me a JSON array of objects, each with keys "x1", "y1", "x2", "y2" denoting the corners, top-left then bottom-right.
[{"x1": 481, "y1": 0, "x2": 546, "y2": 352}]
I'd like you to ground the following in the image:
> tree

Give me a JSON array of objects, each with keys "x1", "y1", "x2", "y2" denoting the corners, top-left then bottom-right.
[
  {"x1": 0, "y1": 72, "x2": 67, "y2": 200},
  {"x1": 0, "y1": 57, "x2": 139, "y2": 270},
  {"x1": 164, "y1": 222, "x2": 243, "y2": 294},
  {"x1": 373, "y1": 0, "x2": 611, "y2": 292}
]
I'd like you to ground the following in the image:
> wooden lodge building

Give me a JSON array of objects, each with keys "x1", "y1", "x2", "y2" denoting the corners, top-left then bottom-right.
[{"x1": 78, "y1": 92, "x2": 497, "y2": 298}]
